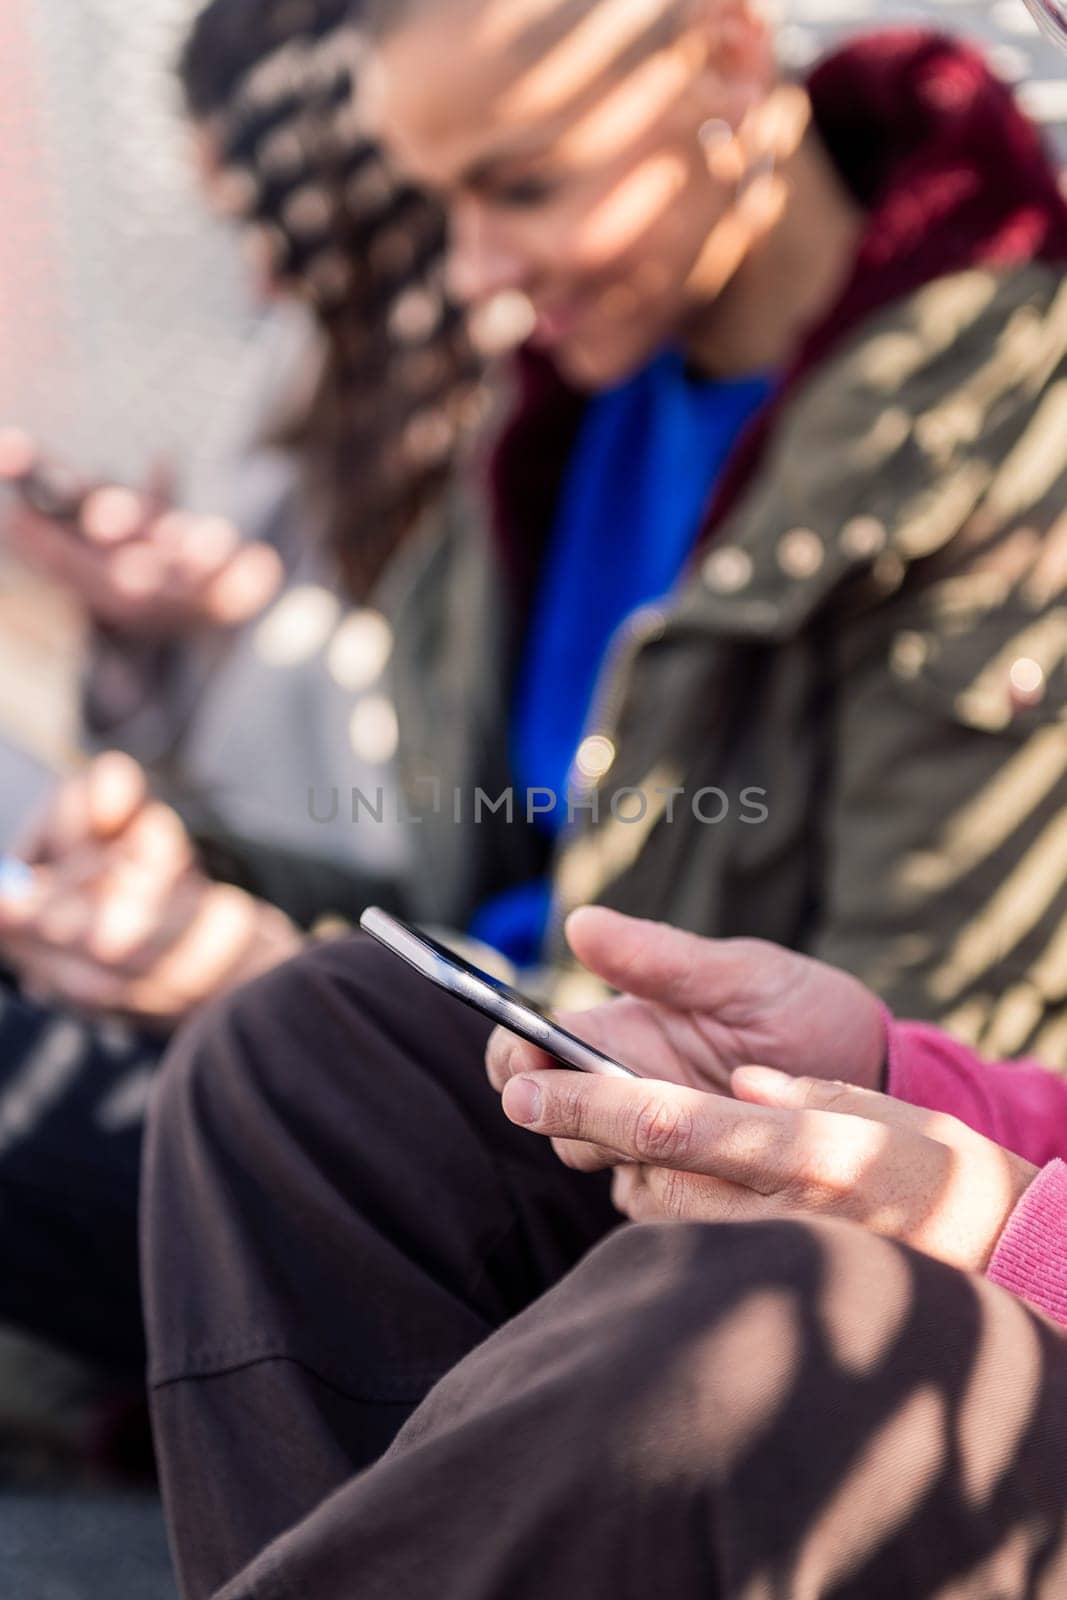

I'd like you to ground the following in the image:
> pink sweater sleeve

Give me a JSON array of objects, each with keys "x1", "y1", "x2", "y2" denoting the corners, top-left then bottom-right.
[
  {"x1": 885, "y1": 1017, "x2": 1067, "y2": 1166},
  {"x1": 886, "y1": 1016, "x2": 1067, "y2": 1327}
]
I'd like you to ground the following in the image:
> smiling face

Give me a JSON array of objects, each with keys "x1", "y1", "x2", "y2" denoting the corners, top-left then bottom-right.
[{"x1": 365, "y1": 0, "x2": 774, "y2": 388}]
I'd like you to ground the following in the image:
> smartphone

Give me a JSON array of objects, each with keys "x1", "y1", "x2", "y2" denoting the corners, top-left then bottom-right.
[
  {"x1": 359, "y1": 906, "x2": 639, "y2": 1078},
  {"x1": 10, "y1": 462, "x2": 87, "y2": 527},
  {"x1": 0, "y1": 855, "x2": 33, "y2": 899}
]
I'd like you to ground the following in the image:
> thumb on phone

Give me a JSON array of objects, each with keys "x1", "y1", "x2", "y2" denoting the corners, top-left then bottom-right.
[{"x1": 563, "y1": 906, "x2": 751, "y2": 1010}]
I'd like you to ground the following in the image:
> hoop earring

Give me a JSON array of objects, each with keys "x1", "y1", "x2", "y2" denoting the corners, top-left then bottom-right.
[
  {"x1": 697, "y1": 117, "x2": 733, "y2": 153},
  {"x1": 736, "y1": 148, "x2": 776, "y2": 199}
]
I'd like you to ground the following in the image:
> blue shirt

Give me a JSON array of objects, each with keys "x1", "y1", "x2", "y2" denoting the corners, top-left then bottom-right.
[{"x1": 470, "y1": 350, "x2": 772, "y2": 965}]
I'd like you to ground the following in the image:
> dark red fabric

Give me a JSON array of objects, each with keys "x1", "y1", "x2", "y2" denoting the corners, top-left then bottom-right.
[{"x1": 487, "y1": 29, "x2": 1067, "y2": 577}]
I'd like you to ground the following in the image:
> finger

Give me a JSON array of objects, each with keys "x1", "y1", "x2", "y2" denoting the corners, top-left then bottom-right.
[
  {"x1": 14, "y1": 945, "x2": 130, "y2": 1015},
  {"x1": 502, "y1": 1067, "x2": 902, "y2": 1195},
  {"x1": 198, "y1": 541, "x2": 283, "y2": 624},
  {"x1": 32, "y1": 753, "x2": 148, "y2": 863},
  {"x1": 81, "y1": 485, "x2": 150, "y2": 547},
  {"x1": 637, "y1": 1164, "x2": 763, "y2": 1224},
  {"x1": 549, "y1": 1134, "x2": 630, "y2": 1173},
  {"x1": 485, "y1": 1033, "x2": 633, "y2": 1168},
  {"x1": 1, "y1": 499, "x2": 112, "y2": 587},
  {"x1": 0, "y1": 427, "x2": 36, "y2": 478},
  {"x1": 611, "y1": 1163, "x2": 649, "y2": 1216},
  {"x1": 610, "y1": 1161, "x2": 759, "y2": 1224},
  {"x1": 611, "y1": 1163, "x2": 638, "y2": 1214},
  {"x1": 0, "y1": 863, "x2": 97, "y2": 948},
  {"x1": 499, "y1": 1069, "x2": 781, "y2": 1182},
  {"x1": 147, "y1": 514, "x2": 281, "y2": 626},
  {"x1": 84, "y1": 823, "x2": 197, "y2": 968},
  {"x1": 0, "y1": 851, "x2": 108, "y2": 939},
  {"x1": 151, "y1": 510, "x2": 238, "y2": 576},
  {"x1": 485, "y1": 999, "x2": 635, "y2": 1091},
  {"x1": 0, "y1": 864, "x2": 47, "y2": 935},
  {"x1": 731, "y1": 1066, "x2": 969, "y2": 1150},
  {"x1": 564, "y1": 906, "x2": 758, "y2": 1010}
]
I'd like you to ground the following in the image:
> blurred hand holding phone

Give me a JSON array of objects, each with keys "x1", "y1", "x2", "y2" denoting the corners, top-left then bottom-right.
[{"x1": 0, "y1": 426, "x2": 283, "y2": 633}]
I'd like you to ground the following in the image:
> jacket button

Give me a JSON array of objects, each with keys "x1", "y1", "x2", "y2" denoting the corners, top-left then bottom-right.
[
  {"x1": 1009, "y1": 657, "x2": 1046, "y2": 709},
  {"x1": 349, "y1": 696, "x2": 399, "y2": 763},
  {"x1": 870, "y1": 550, "x2": 906, "y2": 593},
  {"x1": 328, "y1": 609, "x2": 394, "y2": 690},
  {"x1": 891, "y1": 631, "x2": 928, "y2": 679},
  {"x1": 840, "y1": 515, "x2": 887, "y2": 559},
  {"x1": 702, "y1": 545, "x2": 752, "y2": 592},
  {"x1": 777, "y1": 527, "x2": 824, "y2": 578},
  {"x1": 575, "y1": 735, "x2": 616, "y2": 781}
]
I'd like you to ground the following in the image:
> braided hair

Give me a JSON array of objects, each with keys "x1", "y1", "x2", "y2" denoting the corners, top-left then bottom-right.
[{"x1": 179, "y1": 0, "x2": 489, "y2": 598}]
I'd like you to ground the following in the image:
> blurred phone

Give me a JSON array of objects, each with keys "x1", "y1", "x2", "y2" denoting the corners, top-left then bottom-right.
[
  {"x1": 360, "y1": 906, "x2": 639, "y2": 1078},
  {"x1": 0, "y1": 855, "x2": 33, "y2": 899},
  {"x1": 10, "y1": 460, "x2": 88, "y2": 527}
]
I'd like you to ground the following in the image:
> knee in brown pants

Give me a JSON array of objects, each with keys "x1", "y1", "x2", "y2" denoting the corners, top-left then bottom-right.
[{"x1": 216, "y1": 1216, "x2": 1067, "y2": 1600}]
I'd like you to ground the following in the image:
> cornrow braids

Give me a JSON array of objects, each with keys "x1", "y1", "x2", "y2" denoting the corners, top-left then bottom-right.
[{"x1": 180, "y1": 0, "x2": 489, "y2": 598}]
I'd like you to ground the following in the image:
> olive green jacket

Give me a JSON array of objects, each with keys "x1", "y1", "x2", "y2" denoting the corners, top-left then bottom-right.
[
  {"x1": 211, "y1": 262, "x2": 1066, "y2": 1064},
  {"x1": 544, "y1": 263, "x2": 1067, "y2": 1061},
  {"x1": 394, "y1": 262, "x2": 1067, "y2": 1062}
]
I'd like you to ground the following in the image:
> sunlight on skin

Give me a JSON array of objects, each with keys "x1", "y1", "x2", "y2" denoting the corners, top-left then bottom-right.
[
  {"x1": 556, "y1": 38, "x2": 701, "y2": 165},
  {"x1": 364, "y1": 0, "x2": 828, "y2": 388},
  {"x1": 683, "y1": 85, "x2": 803, "y2": 306},
  {"x1": 572, "y1": 152, "x2": 689, "y2": 268},
  {"x1": 473, "y1": 0, "x2": 577, "y2": 53},
  {"x1": 499, "y1": 0, "x2": 677, "y2": 121},
  {"x1": 84, "y1": 813, "x2": 197, "y2": 967},
  {"x1": 0, "y1": 426, "x2": 35, "y2": 477},
  {"x1": 31, "y1": 751, "x2": 146, "y2": 866},
  {"x1": 117, "y1": 885, "x2": 281, "y2": 1019},
  {"x1": 509, "y1": 1059, "x2": 1033, "y2": 1274}
]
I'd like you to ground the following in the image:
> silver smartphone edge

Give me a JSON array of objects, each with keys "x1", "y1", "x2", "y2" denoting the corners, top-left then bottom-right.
[{"x1": 359, "y1": 907, "x2": 638, "y2": 1079}]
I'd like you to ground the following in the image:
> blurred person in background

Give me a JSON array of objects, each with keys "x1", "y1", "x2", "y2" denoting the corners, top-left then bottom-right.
[
  {"x1": 1, "y1": 0, "x2": 503, "y2": 928},
  {"x1": 0, "y1": 0, "x2": 527, "y2": 1462}
]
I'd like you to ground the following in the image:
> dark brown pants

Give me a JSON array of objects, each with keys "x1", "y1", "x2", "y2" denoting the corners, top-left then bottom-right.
[{"x1": 142, "y1": 937, "x2": 1067, "y2": 1599}]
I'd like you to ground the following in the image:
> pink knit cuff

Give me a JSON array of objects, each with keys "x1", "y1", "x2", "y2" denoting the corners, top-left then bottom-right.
[
  {"x1": 987, "y1": 1160, "x2": 1067, "y2": 1328},
  {"x1": 880, "y1": 1003, "x2": 900, "y2": 1096}
]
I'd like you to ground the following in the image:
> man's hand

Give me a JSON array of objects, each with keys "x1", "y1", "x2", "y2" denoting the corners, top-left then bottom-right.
[
  {"x1": 486, "y1": 906, "x2": 886, "y2": 1172},
  {"x1": 0, "y1": 753, "x2": 302, "y2": 1028},
  {"x1": 0, "y1": 429, "x2": 282, "y2": 633},
  {"x1": 498, "y1": 1061, "x2": 1037, "y2": 1274}
]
